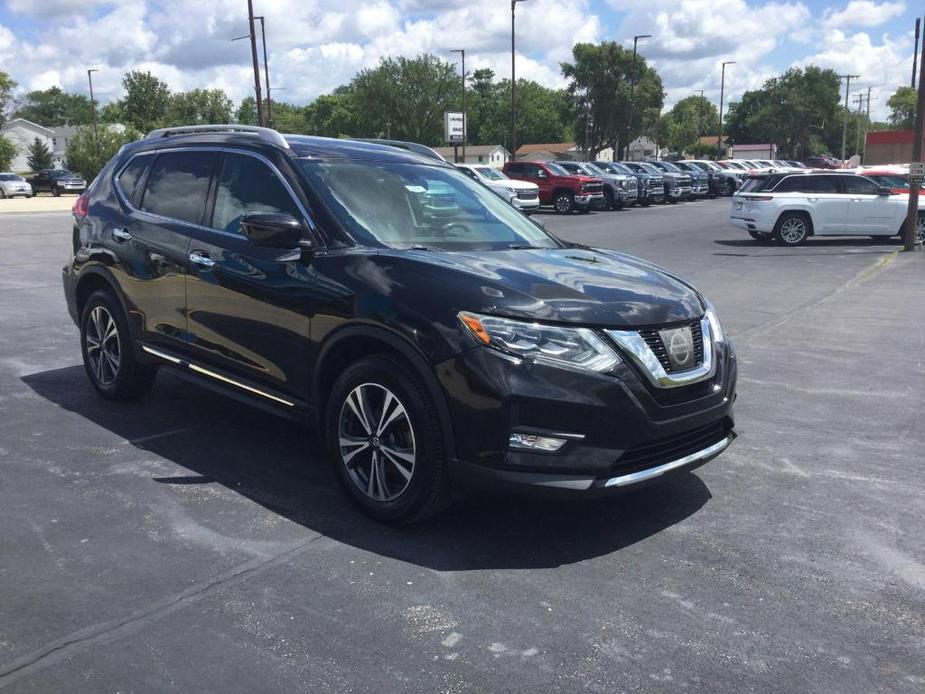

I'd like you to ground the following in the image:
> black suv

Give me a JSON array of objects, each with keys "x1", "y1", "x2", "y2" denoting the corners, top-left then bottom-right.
[{"x1": 63, "y1": 125, "x2": 737, "y2": 523}]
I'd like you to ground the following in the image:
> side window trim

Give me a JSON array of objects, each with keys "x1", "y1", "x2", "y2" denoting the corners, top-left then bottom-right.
[{"x1": 114, "y1": 152, "x2": 155, "y2": 209}]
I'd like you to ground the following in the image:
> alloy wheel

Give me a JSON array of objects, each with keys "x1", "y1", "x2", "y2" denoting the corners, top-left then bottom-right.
[
  {"x1": 85, "y1": 305, "x2": 121, "y2": 385},
  {"x1": 779, "y1": 217, "x2": 807, "y2": 244},
  {"x1": 338, "y1": 383, "x2": 416, "y2": 502},
  {"x1": 917, "y1": 217, "x2": 925, "y2": 242}
]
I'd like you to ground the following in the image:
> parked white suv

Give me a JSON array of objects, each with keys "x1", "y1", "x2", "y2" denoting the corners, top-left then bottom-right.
[
  {"x1": 455, "y1": 164, "x2": 540, "y2": 212},
  {"x1": 731, "y1": 172, "x2": 924, "y2": 245}
]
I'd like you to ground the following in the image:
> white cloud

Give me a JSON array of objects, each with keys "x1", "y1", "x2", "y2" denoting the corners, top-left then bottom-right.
[{"x1": 822, "y1": 1, "x2": 906, "y2": 29}]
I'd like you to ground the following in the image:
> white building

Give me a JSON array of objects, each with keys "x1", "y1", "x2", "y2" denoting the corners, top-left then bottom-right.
[
  {"x1": 1, "y1": 118, "x2": 125, "y2": 172},
  {"x1": 434, "y1": 144, "x2": 509, "y2": 167}
]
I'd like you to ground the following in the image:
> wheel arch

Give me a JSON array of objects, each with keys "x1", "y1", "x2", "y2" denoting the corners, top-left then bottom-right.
[
  {"x1": 774, "y1": 208, "x2": 814, "y2": 236},
  {"x1": 74, "y1": 267, "x2": 136, "y2": 334},
  {"x1": 311, "y1": 325, "x2": 457, "y2": 460}
]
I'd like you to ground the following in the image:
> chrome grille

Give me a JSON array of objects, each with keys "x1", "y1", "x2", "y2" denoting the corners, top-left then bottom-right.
[
  {"x1": 516, "y1": 189, "x2": 538, "y2": 200},
  {"x1": 638, "y1": 321, "x2": 704, "y2": 373}
]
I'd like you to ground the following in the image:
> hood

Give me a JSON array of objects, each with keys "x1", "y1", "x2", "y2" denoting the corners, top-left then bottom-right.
[
  {"x1": 560, "y1": 174, "x2": 600, "y2": 184},
  {"x1": 503, "y1": 179, "x2": 539, "y2": 191},
  {"x1": 387, "y1": 247, "x2": 704, "y2": 328}
]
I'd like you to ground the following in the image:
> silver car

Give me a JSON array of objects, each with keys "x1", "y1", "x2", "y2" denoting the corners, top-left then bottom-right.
[{"x1": 0, "y1": 173, "x2": 34, "y2": 199}]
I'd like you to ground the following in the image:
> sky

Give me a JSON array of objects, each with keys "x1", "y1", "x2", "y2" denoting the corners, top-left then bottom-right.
[{"x1": 0, "y1": 0, "x2": 919, "y2": 123}]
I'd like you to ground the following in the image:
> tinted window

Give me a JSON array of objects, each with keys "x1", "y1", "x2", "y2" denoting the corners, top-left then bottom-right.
[
  {"x1": 505, "y1": 163, "x2": 523, "y2": 173},
  {"x1": 772, "y1": 176, "x2": 806, "y2": 193},
  {"x1": 843, "y1": 176, "x2": 881, "y2": 195},
  {"x1": 117, "y1": 155, "x2": 152, "y2": 206},
  {"x1": 739, "y1": 177, "x2": 772, "y2": 193},
  {"x1": 802, "y1": 175, "x2": 839, "y2": 193},
  {"x1": 212, "y1": 153, "x2": 302, "y2": 235},
  {"x1": 141, "y1": 151, "x2": 216, "y2": 225}
]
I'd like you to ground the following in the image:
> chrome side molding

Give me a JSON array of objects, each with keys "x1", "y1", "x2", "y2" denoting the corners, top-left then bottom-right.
[{"x1": 603, "y1": 436, "x2": 732, "y2": 488}]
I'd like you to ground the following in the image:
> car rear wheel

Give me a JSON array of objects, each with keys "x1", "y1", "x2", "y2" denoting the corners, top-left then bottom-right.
[
  {"x1": 52, "y1": 186, "x2": 61, "y2": 197},
  {"x1": 80, "y1": 290, "x2": 158, "y2": 400},
  {"x1": 553, "y1": 192, "x2": 574, "y2": 214},
  {"x1": 896, "y1": 217, "x2": 925, "y2": 242},
  {"x1": 773, "y1": 212, "x2": 809, "y2": 246},
  {"x1": 326, "y1": 355, "x2": 450, "y2": 524},
  {"x1": 725, "y1": 179, "x2": 737, "y2": 196}
]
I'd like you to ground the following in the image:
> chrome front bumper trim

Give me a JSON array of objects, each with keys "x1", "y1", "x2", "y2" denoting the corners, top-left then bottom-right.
[{"x1": 603, "y1": 436, "x2": 732, "y2": 488}]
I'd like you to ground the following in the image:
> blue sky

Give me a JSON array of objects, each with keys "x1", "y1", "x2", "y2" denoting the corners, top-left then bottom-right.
[{"x1": 0, "y1": 1, "x2": 917, "y2": 120}]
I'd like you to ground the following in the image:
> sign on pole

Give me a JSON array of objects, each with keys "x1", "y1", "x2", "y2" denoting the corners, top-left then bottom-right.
[{"x1": 444, "y1": 112, "x2": 465, "y2": 144}]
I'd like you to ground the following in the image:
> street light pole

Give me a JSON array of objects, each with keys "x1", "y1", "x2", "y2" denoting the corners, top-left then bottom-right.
[
  {"x1": 839, "y1": 73, "x2": 859, "y2": 162},
  {"x1": 87, "y1": 69, "x2": 100, "y2": 164},
  {"x1": 625, "y1": 34, "x2": 651, "y2": 160},
  {"x1": 451, "y1": 49, "x2": 466, "y2": 162},
  {"x1": 255, "y1": 16, "x2": 273, "y2": 129},
  {"x1": 247, "y1": 0, "x2": 264, "y2": 126},
  {"x1": 718, "y1": 61, "x2": 735, "y2": 154},
  {"x1": 510, "y1": 0, "x2": 529, "y2": 161}
]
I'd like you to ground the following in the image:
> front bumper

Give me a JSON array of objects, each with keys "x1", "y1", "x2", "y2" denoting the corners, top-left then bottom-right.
[
  {"x1": 575, "y1": 192, "x2": 604, "y2": 208},
  {"x1": 1, "y1": 185, "x2": 33, "y2": 196},
  {"x1": 667, "y1": 186, "x2": 691, "y2": 199},
  {"x1": 439, "y1": 338, "x2": 737, "y2": 496},
  {"x1": 511, "y1": 195, "x2": 540, "y2": 212}
]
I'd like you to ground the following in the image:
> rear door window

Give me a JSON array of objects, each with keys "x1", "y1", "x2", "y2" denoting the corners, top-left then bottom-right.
[
  {"x1": 772, "y1": 176, "x2": 807, "y2": 193},
  {"x1": 117, "y1": 155, "x2": 152, "y2": 206},
  {"x1": 140, "y1": 151, "x2": 217, "y2": 225},
  {"x1": 211, "y1": 153, "x2": 303, "y2": 235}
]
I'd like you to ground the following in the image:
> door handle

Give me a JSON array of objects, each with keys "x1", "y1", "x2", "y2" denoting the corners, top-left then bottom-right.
[
  {"x1": 112, "y1": 228, "x2": 132, "y2": 241},
  {"x1": 189, "y1": 251, "x2": 215, "y2": 268},
  {"x1": 807, "y1": 197, "x2": 818, "y2": 202}
]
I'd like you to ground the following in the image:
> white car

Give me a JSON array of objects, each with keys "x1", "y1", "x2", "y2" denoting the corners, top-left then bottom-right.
[
  {"x1": 731, "y1": 171, "x2": 924, "y2": 245},
  {"x1": 0, "y1": 173, "x2": 34, "y2": 198},
  {"x1": 455, "y1": 164, "x2": 540, "y2": 212}
]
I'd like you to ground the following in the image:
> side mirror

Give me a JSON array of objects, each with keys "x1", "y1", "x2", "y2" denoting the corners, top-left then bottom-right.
[
  {"x1": 877, "y1": 186, "x2": 892, "y2": 196},
  {"x1": 537, "y1": 170, "x2": 548, "y2": 179},
  {"x1": 240, "y1": 212, "x2": 305, "y2": 249}
]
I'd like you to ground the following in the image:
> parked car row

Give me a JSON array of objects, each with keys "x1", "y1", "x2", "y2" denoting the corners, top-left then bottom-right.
[
  {"x1": 0, "y1": 169, "x2": 89, "y2": 199},
  {"x1": 730, "y1": 167, "x2": 925, "y2": 245}
]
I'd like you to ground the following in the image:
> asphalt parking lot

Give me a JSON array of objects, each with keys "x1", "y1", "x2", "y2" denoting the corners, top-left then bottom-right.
[{"x1": 1, "y1": 200, "x2": 923, "y2": 692}]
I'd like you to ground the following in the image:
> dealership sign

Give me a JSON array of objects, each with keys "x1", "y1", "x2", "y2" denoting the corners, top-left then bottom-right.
[{"x1": 444, "y1": 112, "x2": 466, "y2": 143}]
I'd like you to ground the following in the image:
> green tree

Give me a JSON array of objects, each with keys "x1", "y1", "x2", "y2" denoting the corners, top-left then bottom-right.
[
  {"x1": 349, "y1": 54, "x2": 460, "y2": 145},
  {"x1": 27, "y1": 138, "x2": 53, "y2": 171},
  {"x1": 236, "y1": 96, "x2": 257, "y2": 126},
  {"x1": 0, "y1": 135, "x2": 16, "y2": 170},
  {"x1": 657, "y1": 95, "x2": 719, "y2": 153},
  {"x1": 304, "y1": 90, "x2": 357, "y2": 137},
  {"x1": 0, "y1": 71, "x2": 17, "y2": 128},
  {"x1": 167, "y1": 88, "x2": 233, "y2": 125},
  {"x1": 120, "y1": 70, "x2": 171, "y2": 132},
  {"x1": 268, "y1": 101, "x2": 308, "y2": 133},
  {"x1": 887, "y1": 86, "x2": 916, "y2": 129},
  {"x1": 64, "y1": 126, "x2": 141, "y2": 181},
  {"x1": 561, "y1": 41, "x2": 664, "y2": 158},
  {"x1": 13, "y1": 87, "x2": 92, "y2": 127}
]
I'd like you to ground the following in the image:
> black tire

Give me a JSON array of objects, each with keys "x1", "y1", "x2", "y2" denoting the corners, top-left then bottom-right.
[
  {"x1": 896, "y1": 217, "x2": 925, "y2": 242},
  {"x1": 553, "y1": 191, "x2": 574, "y2": 214},
  {"x1": 639, "y1": 198, "x2": 651, "y2": 207},
  {"x1": 52, "y1": 186, "x2": 61, "y2": 197},
  {"x1": 773, "y1": 211, "x2": 810, "y2": 246},
  {"x1": 725, "y1": 179, "x2": 737, "y2": 196},
  {"x1": 748, "y1": 230, "x2": 762, "y2": 240},
  {"x1": 326, "y1": 355, "x2": 450, "y2": 524},
  {"x1": 603, "y1": 188, "x2": 616, "y2": 210},
  {"x1": 0, "y1": 189, "x2": 5, "y2": 199},
  {"x1": 80, "y1": 290, "x2": 157, "y2": 401}
]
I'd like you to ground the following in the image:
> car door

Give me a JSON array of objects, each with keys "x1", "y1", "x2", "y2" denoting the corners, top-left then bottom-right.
[
  {"x1": 842, "y1": 175, "x2": 897, "y2": 235},
  {"x1": 183, "y1": 150, "x2": 316, "y2": 398},
  {"x1": 123, "y1": 149, "x2": 218, "y2": 355},
  {"x1": 522, "y1": 163, "x2": 551, "y2": 201},
  {"x1": 795, "y1": 175, "x2": 848, "y2": 234}
]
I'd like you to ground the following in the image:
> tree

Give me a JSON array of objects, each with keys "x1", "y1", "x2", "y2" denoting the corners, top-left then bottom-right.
[
  {"x1": 0, "y1": 71, "x2": 16, "y2": 128},
  {"x1": 167, "y1": 88, "x2": 233, "y2": 125},
  {"x1": 64, "y1": 126, "x2": 141, "y2": 181},
  {"x1": 725, "y1": 66, "x2": 841, "y2": 158},
  {"x1": 561, "y1": 41, "x2": 664, "y2": 158},
  {"x1": 13, "y1": 87, "x2": 92, "y2": 127},
  {"x1": 27, "y1": 138, "x2": 53, "y2": 171},
  {"x1": 887, "y1": 86, "x2": 916, "y2": 129},
  {"x1": 120, "y1": 70, "x2": 171, "y2": 132},
  {"x1": 235, "y1": 96, "x2": 257, "y2": 126},
  {"x1": 657, "y1": 95, "x2": 719, "y2": 154},
  {"x1": 0, "y1": 135, "x2": 16, "y2": 170},
  {"x1": 304, "y1": 90, "x2": 357, "y2": 137}
]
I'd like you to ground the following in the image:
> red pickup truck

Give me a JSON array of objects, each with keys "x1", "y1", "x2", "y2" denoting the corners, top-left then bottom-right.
[{"x1": 502, "y1": 161, "x2": 604, "y2": 214}]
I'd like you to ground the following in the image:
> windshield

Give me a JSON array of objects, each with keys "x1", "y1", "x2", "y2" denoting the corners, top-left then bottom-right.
[
  {"x1": 606, "y1": 162, "x2": 631, "y2": 175},
  {"x1": 659, "y1": 162, "x2": 682, "y2": 172},
  {"x1": 297, "y1": 160, "x2": 559, "y2": 252},
  {"x1": 0, "y1": 174, "x2": 22, "y2": 181},
  {"x1": 50, "y1": 170, "x2": 73, "y2": 178},
  {"x1": 639, "y1": 163, "x2": 661, "y2": 175},
  {"x1": 476, "y1": 167, "x2": 507, "y2": 181},
  {"x1": 581, "y1": 162, "x2": 606, "y2": 175},
  {"x1": 545, "y1": 163, "x2": 571, "y2": 176}
]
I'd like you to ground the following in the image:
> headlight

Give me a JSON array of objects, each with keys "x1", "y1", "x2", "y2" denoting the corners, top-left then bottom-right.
[
  {"x1": 459, "y1": 312, "x2": 620, "y2": 373},
  {"x1": 703, "y1": 299, "x2": 725, "y2": 343}
]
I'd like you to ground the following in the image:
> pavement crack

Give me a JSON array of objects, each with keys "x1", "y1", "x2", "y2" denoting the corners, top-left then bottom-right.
[{"x1": 0, "y1": 533, "x2": 325, "y2": 688}]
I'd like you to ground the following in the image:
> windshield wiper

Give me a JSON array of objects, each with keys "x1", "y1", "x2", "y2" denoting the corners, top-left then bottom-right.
[
  {"x1": 506, "y1": 243, "x2": 540, "y2": 250},
  {"x1": 407, "y1": 244, "x2": 441, "y2": 251}
]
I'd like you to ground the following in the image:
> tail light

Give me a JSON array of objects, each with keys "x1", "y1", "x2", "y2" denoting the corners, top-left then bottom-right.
[
  {"x1": 744, "y1": 195, "x2": 773, "y2": 201},
  {"x1": 73, "y1": 192, "x2": 89, "y2": 218}
]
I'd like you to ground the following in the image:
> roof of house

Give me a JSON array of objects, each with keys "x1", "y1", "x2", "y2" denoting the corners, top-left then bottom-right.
[
  {"x1": 515, "y1": 142, "x2": 576, "y2": 155},
  {"x1": 732, "y1": 143, "x2": 776, "y2": 150},
  {"x1": 697, "y1": 135, "x2": 726, "y2": 146},
  {"x1": 0, "y1": 118, "x2": 55, "y2": 135},
  {"x1": 433, "y1": 144, "x2": 508, "y2": 157}
]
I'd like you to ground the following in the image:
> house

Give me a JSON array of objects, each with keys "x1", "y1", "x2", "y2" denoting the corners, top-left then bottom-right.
[
  {"x1": 627, "y1": 137, "x2": 660, "y2": 161},
  {"x1": 433, "y1": 144, "x2": 509, "y2": 167},
  {"x1": 731, "y1": 143, "x2": 777, "y2": 160},
  {"x1": 0, "y1": 118, "x2": 55, "y2": 171},
  {"x1": 514, "y1": 142, "x2": 615, "y2": 162}
]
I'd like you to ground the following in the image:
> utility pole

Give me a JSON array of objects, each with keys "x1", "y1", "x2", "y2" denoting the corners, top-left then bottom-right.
[
  {"x1": 451, "y1": 49, "x2": 466, "y2": 162},
  {"x1": 853, "y1": 93, "x2": 864, "y2": 158},
  {"x1": 839, "y1": 73, "x2": 859, "y2": 162},
  {"x1": 510, "y1": 0, "x2": 529, "y2": 161},
  {"x1": 86, "y1": 69, "x2": 100, "y2": 164},
  {"x1": 255, "y1": 16, "x2": 272, "y2": 129},
  {"x1": 914, "y1": 18, "x2": 921, "y2": 89},
  {"x1": 695, "y1": 89, "x2": 704, "y2": 140},
  {"x1": 718, "y1": 61, "x2": 736, "y2": 154},
  {"x1": 903, "y1": 29, "x2": 925, "y2": 251},
  {"x1": 864, "y1": 86, "x2": 872, "y2": 163},
  {"x1": 247, "y1": 0, "x2": 264, "y2": 127},
  {"x1": 625, "y1": 34, "x2": 652, "y2": 160}
]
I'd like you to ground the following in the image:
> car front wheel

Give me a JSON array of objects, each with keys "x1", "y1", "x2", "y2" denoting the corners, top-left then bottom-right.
[
  {"x1": 553, "y1": 192, "x2": 574, "y2": 214},
  {"x1": 773, "y1": 212, "x2": 809, "y2": 246},
  {"x1": 326, "y1": 355, "x2": 450, "y2": 524}
]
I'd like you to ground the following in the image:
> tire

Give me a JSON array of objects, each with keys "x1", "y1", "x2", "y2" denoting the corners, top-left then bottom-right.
[
  {"x1": 52, "y1": 186, "x2": 61, "y2": 197},
  {"x1": 639, "y1": 197, "x2": 651, "y2": 207},
  {"x1": 897, "y1": 217, "x2": 925, "y2": 242},
  {"x1": 0, "y1": 189, "x2": 5, "y2": 199},
  {"x1": 326, "y1": 355, "x2": 450, "y2": 524},
  {"x1": 80, "y1": 290, "x2": 157, "y2": 401},
  {"x1": 603, "y1": 188, "x2": 619, "y2": 210},
  {"x1": 748, "y1": 230, "x2": 762, "y2": 240},
  {"x1": 725, "y1": 179, "x2": 737, "y2": 196},
  {"x1": 773, "y1": 212, "x2": 810, "y2": 246},
  {"x1": 553, "y1": 191, "x2": 574, "y2": 214}
]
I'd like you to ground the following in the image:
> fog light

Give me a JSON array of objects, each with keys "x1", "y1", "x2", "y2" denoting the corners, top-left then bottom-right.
[{"x1": 509, "y1": 433, "x2": 568, "y2": 452}]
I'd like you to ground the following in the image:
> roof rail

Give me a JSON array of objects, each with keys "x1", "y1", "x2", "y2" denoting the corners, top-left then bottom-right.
[{"x1": 144, "y1": 124, "x2": 289, "y2": 149}]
